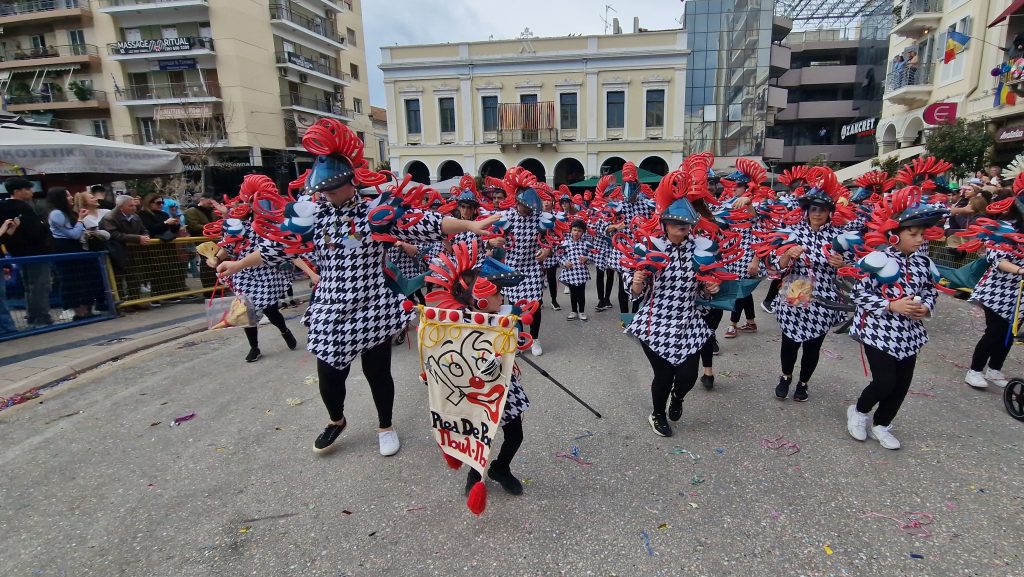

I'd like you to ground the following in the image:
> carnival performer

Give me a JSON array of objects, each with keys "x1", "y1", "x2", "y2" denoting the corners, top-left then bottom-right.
[
  {"x1": 204, "y1": 174, "x2": 299, "y2": 363},
  {"x1": 845, "y1": 187, "x2": 947, "y2": 450},
  {"x1": 540, "y1": 196, "x2": 563, "y2": 311},
  {"x1": 216, "y1": 118, "x2": 497, "y2": 456},
  {"x1": 761, "y1": 165, "x2": 818, "y2": 313},
  {"x1": 559, "y1": 219, "x2": 592, "y2": 321},
  {"x1": 720, "y1": 159, "x2": 770, "y2": 338},
  {"x1": 607, "y1": 162, "x2": 655, "y2": 319},
  {"x1": 424, "y1": 242, "x2": 536, "y2": 498},
  {"x1": 622, "y1": 154, "x2": 737, "y2": 437},
  {"x1": 759, "y1": 170, "x2": 853, "y2": 402},
  {"x1": 963, "y1": 173, "x2": 1024, "y2": 389},
  {"x1": 587, "y1": 176, "x2": 619, "y2": 312}
]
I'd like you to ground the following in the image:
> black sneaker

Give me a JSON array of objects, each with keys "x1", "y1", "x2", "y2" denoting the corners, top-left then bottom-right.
[
  {"x1": 551, "y1": 302, "x2": 562, "y2": 311},
  {"x1": 793, "y1": 382, "x2": 809, "y2": 402},
  {"x1": 487, "y1": 466, "x2": 524, "y2": 495},
  {"x1": 313, "y1": 419, "x2": 347, "y2": 453},
  {"x1": 761, "y1": 300, "x2": 775, "y2": 314},
  {"x1": 648, "y1": 413, "x2": 672, "y2": 437},
  {"x1": 245, "y1": 347, "x2": 262, "y2": 362},
  {"x1": 668, "y1": 394, "x2": 683, "y2": 422},
  {"x1": 281, "y1": 329, "x2": 297, "y2": 350},
  {"x1": 465, "y1": 468, "x2": 482, "y2": 496},
  {"x1": 712, "y1": 338, "x2": 720, "y2": 356},
  {"x1": 701, "y1": 374, "x2": 715, "y2": 390},
  {"x1": 393, "y1": 330, "x2": 406, "y2": 345},
  {"x1": 775, "y1": 376, "x2": 792, "y2": 399}
]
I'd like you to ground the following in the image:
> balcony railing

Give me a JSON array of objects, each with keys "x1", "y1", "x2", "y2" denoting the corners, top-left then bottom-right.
[
  {"x1": 0, "y1": 43, "x2": 98, "y2": 62},
  {"x1": 496, "y1": 101, "x2": 558, "y2": 144},
  {"x1": 884, "y1": 63, "x2": 935, "y2": 93},
  {"x1": 497, "y1": 128, "x2": 558, "y2": 145},
  {"x1": 895, "y1": 0, "x2": 943, "y2": 23},
  {"x1": 0, "y1": 0, "x2": 88, "y2": 17},
  {"x1": 5, "y1": 89, "x2": 107, "y2": 105},
  {"x1": 269, "y1": 4, "x2": 345, "y2": 46},
  {"x1": 281, "y1": 93, "x2": 350, "y2": 117},
  {"x1": 98, "y1": 0, "x2": 207, "y2": 8},
  {"x1": 275, "y1": 51, "x2": 349, "y2": 82},
  {"x1": 117, "y1": 81, "x2": 220, "y2": 101},
  {"x1": 108, "y1": 36, "x2": 214, "y2": 56}
]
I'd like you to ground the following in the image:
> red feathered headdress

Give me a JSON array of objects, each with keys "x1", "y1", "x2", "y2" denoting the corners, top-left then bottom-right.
[
  {"x1": 302, "y1": 118, "x2": 389, "y2": 189},
  {"x1": 893, "y1": 156, "x2": 953, "y2": 191},
  {"x1": 853, "y1": 170, "x2": 896, "y2": 196}
]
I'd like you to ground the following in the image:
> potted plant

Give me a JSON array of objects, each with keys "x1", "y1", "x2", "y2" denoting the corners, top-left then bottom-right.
[
  {"x1": 67, "y1": 80, "x2": 93, "y2": 101},
  {"x1": 9, "y1": 82, "x2": 31, "y2": 104}
]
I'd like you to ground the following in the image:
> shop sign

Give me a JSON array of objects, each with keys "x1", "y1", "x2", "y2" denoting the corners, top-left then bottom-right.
[
  {"x1": 923, "y1": 102, "x2": 958, "y2": 125},
  {"x1": 840, "y1": 118, "x2": 877, "y2": 140}
]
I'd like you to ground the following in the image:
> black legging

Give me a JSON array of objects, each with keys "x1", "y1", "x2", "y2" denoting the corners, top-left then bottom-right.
[
  {"x1": 316, "y1": 339, "x2": 395, "y2": 428},
  {"x1": 596, "y1": 268, "x2": 615, "y2": 304},
  {"x1": 243, "y1": 303, "x2": 288, "y2": 348},
  {"x1": 970, "y1": 305, "x2": 1013, "y2": 372},
  {"x1": 641, "y1": 342, "x2": 700, "y2": 416},
  {"x1": 529, "y1": 304, "x2": 542, "y2": 339},
  {"x1": 568, "y1": 283, "x2": 586, "y2": 313},
  {"x1": 730, "y1": 295, "x2": 756, "y2": 323},
  {"x1": 618, "y1": 271, "x2": 641, "y2": 314},
  {"x1": 490, "y1": 415, "x2": 523, "y2": 472},
  {"x1": 856, "y1": 345, "x2": 917, "y2": 427},
  {"x1": 780, "y1": 332, "x2": 826, "y2": 383},
  {"x1": 411, "y1": 289, "x2": 426, "y2": 306},
  {"x1": 544, "y1": 266, "x2": 560, "y2": 304},
  {"x1": 700, "y1": 308, "x2": 724, "y2": 368},
  {"x1": 763, "y1": 278, "x2": 783, "y2": 306}
]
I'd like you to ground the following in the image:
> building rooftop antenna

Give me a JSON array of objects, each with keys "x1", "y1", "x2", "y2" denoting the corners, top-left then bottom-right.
[{"x1": 601, "y1": 4, "x2": 617, "y2": 35}]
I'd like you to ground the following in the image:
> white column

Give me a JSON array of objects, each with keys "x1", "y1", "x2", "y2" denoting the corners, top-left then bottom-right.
[
  {"x1": 672, "y1": 68, "x2": 686, "y2": 139},
  {"x1": 460, "y1": 77, "x2": 473, "y2": 145},
  {"x1": 586, "y1": 71, "x2": 598, "y2": 141},
  {"x1": 384, "y1": 80, "x2": 399, "y2": 146}
]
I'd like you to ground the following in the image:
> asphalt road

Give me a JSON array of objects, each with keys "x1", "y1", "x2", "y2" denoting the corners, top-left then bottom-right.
[{"x1": 1, "y1": 284, "x2": 1022, "y2": 577}]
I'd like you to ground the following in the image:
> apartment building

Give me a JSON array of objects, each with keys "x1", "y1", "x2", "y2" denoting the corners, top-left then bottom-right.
[
  {"x1": 0, "y1": 0, "x2": 380, "y2": 190},
  {"x1": 879, "y1": 0, "x2": 1024, "y2": 163}
]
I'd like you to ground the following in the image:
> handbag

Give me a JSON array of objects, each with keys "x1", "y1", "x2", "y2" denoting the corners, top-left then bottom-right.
[{"x1": 206, "y1": 281, "x2": 257, "y2": 329}]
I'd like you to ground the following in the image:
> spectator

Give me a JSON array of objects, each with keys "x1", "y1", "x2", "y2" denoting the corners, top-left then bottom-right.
[
  {"x1": 164, "y1": 198, "x2": 185, "y2": 228},
  {"x1": 184, "y1": 192, "x2": 224, "y2": 289},
  {"x1": 0, "y1": 177, "x2": 54, "y2": 326},
  {"x1": 101, "y1": 194, "x2": 151, "y2": 302},
  {"x1": 47, "y1": 187, "x2": 97, "y2": 321},
  {"x1": 891, "y1": 55, "x2": 905, "y2": 89},
  {"x1": 138, "y1": 193, "x2": 186, "y2": 298},
  {"x1": 0, "y1": 217, "x2": 21, "y2": 334},
  {"x1": 818, "y1": 126, "x2": 829, "y2": 144},
  {"x1": 74, "y1": 191, "x2": 112, "y2": 311},
  {"x1": 988, "y1": 165, "x2": 1002, "y2": 187},
  {"x1": 906, "y1": 49, "x2": 919, "y2": 84},
  {"x1": 90, "y1": 184, "x2": 115, "y2": 210}
]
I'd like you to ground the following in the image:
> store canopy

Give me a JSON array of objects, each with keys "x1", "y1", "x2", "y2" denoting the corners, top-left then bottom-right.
[
  {"x1": 990, "y1": 0, "x2": 1024, "y2": 27},
  {"x1": 833, "y1": 145, "x2": 926, "y2": 182},
  {"x1": 0, "y1": 124, "x2": 182, "y2": 176},
  {"x1": 569, "y1": 167, "x2": 664, "y2": 189}
]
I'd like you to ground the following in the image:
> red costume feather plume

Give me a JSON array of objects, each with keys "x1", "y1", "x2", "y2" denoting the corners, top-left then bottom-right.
[
  {"x1": 893, "y1": 156, "x2": 953, "y2": 189},
  {"x1": 302, "y1": 118, "x2": 389, "y2": 189},
  {"x1": 853, "y1": 170, "x2": 896, "y2": 195}
]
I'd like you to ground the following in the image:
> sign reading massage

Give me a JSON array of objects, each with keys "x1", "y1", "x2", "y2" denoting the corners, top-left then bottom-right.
[
  {"x1": 841, "y1": 118, "x2": 877, "y2": 140},
  {"x1": 112, "y1": 37, "x2": 204, "y2": 55}
]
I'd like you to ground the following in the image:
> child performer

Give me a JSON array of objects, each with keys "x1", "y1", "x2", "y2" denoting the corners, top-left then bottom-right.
[{"x1": 559, "y1": 219, "x2": 592, "y2": 321}]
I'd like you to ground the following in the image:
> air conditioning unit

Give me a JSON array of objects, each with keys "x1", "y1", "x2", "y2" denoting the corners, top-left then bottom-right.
[
  {"x1": 299, "y1": 73, "x2": 308, "y2": 83},
  {"x1": 279, "y1": 68, "x2": 288, "y2": 78}
]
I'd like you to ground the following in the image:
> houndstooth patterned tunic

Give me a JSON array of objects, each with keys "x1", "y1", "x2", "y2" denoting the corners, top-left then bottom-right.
[
  {"x1": 625, "y1": 238, "x2": 713, "y2": 365},
  {"x1": 499, "y1": 209, "x2": 545, "y2": 303},
  {"x1": 849, "y1": 246, "x2": 937, "y2": 360},
  {"x1": 589, "y1": 226, "x2": 617, "y2": 270},
  {"x1": 387, "y1": 243, "x2": 425, "y2": 278},
  {"x1": 226, "y1": 221, "x2": 293, "y2": 310},
  {"x1": 258, "y1": 198, "x2": 445, "y2": 369},
  {"x1": 452, "y1": 230, "x2": 486, "y2": 266},
  {"x1": 501, "y1": 363, "x2": 529, "y2": 425},
  {"x1": 970, "y1": 248, "x2": 1024, "y2": 322},
  {"x1": 557, "y1": 237, "x2": 591, "y2": 286},
  {"x1": 770, "y1": 221, "x2": 845, "y2": 342},
  {"x1": 725, "y1": 225, "x2": 760, "y2": 278},
  {"x1": 611, "y1": 200, "x2": 654, "y2": 274}
]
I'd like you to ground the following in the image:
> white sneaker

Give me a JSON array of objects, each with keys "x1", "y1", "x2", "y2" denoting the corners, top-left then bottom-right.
[
  {"x1": 531, "y1": 340, "x2": 543, "y2": 356},
  {"x1": 965, "y1": 369, "x2": 988, "y2": 389},
  {"x1": 567, "y1": 312, "x2": 577, "y2": 321},
  {"x1": 563, "y1": 286, "x2": 569, "y2": 294},
  {"x1": 984, "y1": 368, "x2": 1009, "y2": 388},
  {"x1": 258, "y1": 315, "x2": 271, "y2": 326},
  {"x1": 579, "y1": 312, "x2": 588, "y2": 321},
  {"x1": 868, "y1": 425, "x2": 901, "y2": 450},
  {"x1": 846, "y1": 405, "x2": 868, "y2": 441},
  {"x1": 378, "y1": 429, "x2": 400, "y2": 456}
]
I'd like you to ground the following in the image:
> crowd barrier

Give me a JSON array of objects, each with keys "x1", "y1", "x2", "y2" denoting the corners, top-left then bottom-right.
[{"x1": 111, "y1": 236, "x2": 220, "y2": 309}]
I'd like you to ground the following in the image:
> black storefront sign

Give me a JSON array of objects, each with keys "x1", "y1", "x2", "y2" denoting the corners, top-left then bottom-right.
[
  {"x1": 113, "y1": 37, "x2": 198, "y2": 55},
  {"x1": 285, "y1": 51, "x2": 316, "y2": 72}
]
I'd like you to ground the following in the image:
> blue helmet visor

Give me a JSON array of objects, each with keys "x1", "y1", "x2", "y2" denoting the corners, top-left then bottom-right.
[
  {"x1": 661, "y1": 197, "x2": 699, "y2": 225},
  {"x1": 517, "y1": 187, "x2": 543, "y2": 213},
  {"x1": 306, "y1": 155, "x2": 355, "y2": 193}
]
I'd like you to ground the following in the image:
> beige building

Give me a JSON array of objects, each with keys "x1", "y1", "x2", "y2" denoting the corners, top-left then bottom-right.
[
  {"x1": 379, "y1": 29, "x2": 689, "y2": 186},
  {"x1": 879, "y1": 0, "x2": 1024, "y2": 163},
  {"x1": 0, "y1": 0, "x2": 381, "y2": 188}
]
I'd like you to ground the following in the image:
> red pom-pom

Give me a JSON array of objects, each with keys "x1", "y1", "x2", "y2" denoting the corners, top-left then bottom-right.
[
  {"x1": 520, "y1": 314, "x2": 533, "y2": 326},
  {"x1": 425, "y1": 308, "x2": 436, "y2": 320},
  {"x1": 420, "y1": 371, "x2": 427, "y2": 382},
  {"x1": 466, "y1": 480, "x2": 487, "y2": 515},
  {"x1": 448, "y1": 310, "x2": 461, "y2": 322},
  {"x1": 473, "y1": 312, "x2": 485, "y2": 324},
  {"x1": 440, "y1": 446, "x2": 462, "y2": 470},
  {"x1": 498, "y1": 317, "x2": 510, "y2": 327},
  {"x1": 401, "y1": 300, "x2": 415, "y2": 312}
]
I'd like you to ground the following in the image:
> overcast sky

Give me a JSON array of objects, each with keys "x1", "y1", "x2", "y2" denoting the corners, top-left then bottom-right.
[{"x1": 362, "y1": 0, "x2": 687, "y2": 107}]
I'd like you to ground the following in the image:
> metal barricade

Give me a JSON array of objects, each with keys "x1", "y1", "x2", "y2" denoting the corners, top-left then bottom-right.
[
  {"x1": 1, "y1": 252, "x2": 116, "y2": 342},
  {"x1": 111, "y1": 236, "x2": 219, "y2": 309}
]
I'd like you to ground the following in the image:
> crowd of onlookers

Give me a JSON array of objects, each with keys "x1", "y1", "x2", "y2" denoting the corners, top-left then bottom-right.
[{"x1": 0, "y1": 177, "x2": 228, "y2": 334}]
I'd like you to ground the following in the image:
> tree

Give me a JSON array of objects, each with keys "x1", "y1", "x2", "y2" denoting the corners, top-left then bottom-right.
[
  {"x1": 806, "y1": 154, "x2": 841, "y2": 170},
  {"x1": 156, "y1": 102, "x2": 231, "y2": 195},
  {"x1": 870, "y1": 154, "x2": 901, "y2": 177},
  {"x1": 923, "y1": 118, "x2": 993, "y2": 179}
]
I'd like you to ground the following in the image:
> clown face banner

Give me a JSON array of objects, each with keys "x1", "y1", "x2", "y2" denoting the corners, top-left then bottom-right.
[{"x1": 418, "y1": 307, "x2": 518, "y2": 476}]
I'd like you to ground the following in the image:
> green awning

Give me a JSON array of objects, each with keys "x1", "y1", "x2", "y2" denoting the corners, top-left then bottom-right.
[{"x1": 569, "y1": 167, "x2": 665, "y2": 188}]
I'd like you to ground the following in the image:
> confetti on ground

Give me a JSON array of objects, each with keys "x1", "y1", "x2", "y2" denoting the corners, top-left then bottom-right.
[
  {"x1": 714, "y1": 448, "x2": 726, "y2": 455},
  {"x1": 573, "y1": 430, "x2": 594, "y2": 440},
  {"x1": 405, "y1": 505, "x2": 427, "y2": 512},
  {"x1": 822, "y1": 348, "x2": 842, "y2": 359},
  {"x1": 342, "y1": 510, "x2": 352, "y2": 515},
  {"x1": 861, "y1": 511, "x2": 934, "y2": 538},
  {"x1": 238, "y1": 526, "x2": 251, "y2": 533},
  {"x1": 823, "y1": 545, "x2": 833, "y2": 555},
  {"x1": 149, "y1": 421, "x2": 161, "y2": 427},
  {"x1": 147, "y1": 483, "x2": 156, "y2": 489},
  {"x1": 368, "y1": 531, "x2": 377, "y2": 537},
  {"x1": 909, "y1": 553, "x2": 924, "y2": 559},
  {"x1": 555, "y1": 450, "x2": 593, "y2": 467},
  {"x1": 304, "y1": 374, "x2": 319, "y2": 386},
  {"x1": 908, "y1": 389, "x2": 937, "y2": 397},
  {"x1": 286, "y1": 398, "x2": 303, "y2": 406},
  {"x1": 640, "y1": 529, "x2": 654, "y2": 556},
  {"x1": 719, "y1": 371, "x2": 732, "y2": 377},
  {"x1": 688, "y1": 502, "x2": 699, "y2": 509},
  {"x1": 670, "y1": 447, "x2": 701, "y2": 462},
  {"x1": 760, "y1": 434, "x2": 801, "y2": 456},
  {"x1": 770, "y1": 510, "x2": 781, "y2": 520},
  {"x1": 170, "y1": 412, "x2": 196, "y2": 427},
  {"x1": 657, "y1": 523, "x2": 669, "y2": 531},
  {"x1": 44, "y1": 410, "x2": 83, "y2": 425},
  {"x1": 945, "y1": 501, "x2": 956, "y2": 510},
  {"x1": 690, "y1": 473, "x2": 705, "y2": 486},
  {"x1": 0, "y1": 388, "x2": 41, "y2": 411}
]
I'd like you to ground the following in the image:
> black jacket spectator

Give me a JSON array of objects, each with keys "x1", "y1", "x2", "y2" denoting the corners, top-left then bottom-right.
[
  {"x1": 0, "y1": 179, "x2": 51, "y2": 256},
  {"x1": 138, "y1": 193, "x2": 181, "y2": 239}
]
